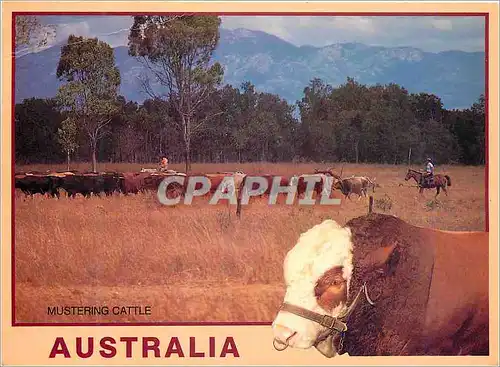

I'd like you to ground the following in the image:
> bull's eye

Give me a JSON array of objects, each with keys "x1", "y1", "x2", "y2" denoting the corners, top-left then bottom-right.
[{"x1": 315, "y1": 266, "x2": 345, "y2": 298}]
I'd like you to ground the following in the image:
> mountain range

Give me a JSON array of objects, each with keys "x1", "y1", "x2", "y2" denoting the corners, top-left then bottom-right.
[{"x1": 15, "y1": 28, "x2": 485, "y2": 110}]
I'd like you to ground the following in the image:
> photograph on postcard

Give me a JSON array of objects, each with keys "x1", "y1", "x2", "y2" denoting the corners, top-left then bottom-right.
[{"x1": 11, "y1": 12, "x2": 489, "y2": 357}]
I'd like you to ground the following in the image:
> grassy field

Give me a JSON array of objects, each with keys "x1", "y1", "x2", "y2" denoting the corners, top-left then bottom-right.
[{"x1": 14, "y1": 162, "x2": 486, "y2": 323}]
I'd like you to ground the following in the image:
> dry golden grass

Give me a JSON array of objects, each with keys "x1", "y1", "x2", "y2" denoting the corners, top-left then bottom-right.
[{"x1": 14, "y1": 162, "x2": 486, "y2": 323}]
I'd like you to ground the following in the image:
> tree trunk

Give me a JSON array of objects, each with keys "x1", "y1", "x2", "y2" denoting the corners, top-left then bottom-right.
[
  {"x1": 67, "y1": 151, "x2": 70, "y2": 171},
  {"x1": 92, "y1": 149, "x2": 97, "y2": 172},
  {"x1": 185, "y1": 145, "x2": 191, "y2": 173},
  {"x1": 90, "y1": 140, "x2": 97, "y2": 173},
  {"x1": 354, "y1": 141, "x2": 359, "y2": 164},
  {"x1": 183, "y1": 115, "x2": 192, "y2": 173}
]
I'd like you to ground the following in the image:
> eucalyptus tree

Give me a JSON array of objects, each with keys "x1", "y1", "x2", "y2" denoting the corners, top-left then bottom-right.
[{"x1": 56, "y1": 35, "x2": 121, "y2": 172}]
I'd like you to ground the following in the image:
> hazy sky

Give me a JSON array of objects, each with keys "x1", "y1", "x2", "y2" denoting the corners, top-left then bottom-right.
[{"x1": 37, "y1": 15, "x2": 485, "y2": 53}]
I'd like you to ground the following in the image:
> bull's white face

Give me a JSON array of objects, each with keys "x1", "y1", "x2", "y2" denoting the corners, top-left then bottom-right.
[{"x1": 272, "y1": 219, "x2": 353, "y2": 352}]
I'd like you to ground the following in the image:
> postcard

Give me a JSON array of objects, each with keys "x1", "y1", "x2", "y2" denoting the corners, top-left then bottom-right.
[{"x1": 1, "y1": 1, "x2": 498, "y2": 365}]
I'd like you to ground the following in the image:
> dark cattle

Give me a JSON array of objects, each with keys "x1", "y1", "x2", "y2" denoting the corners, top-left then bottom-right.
[
  {"x1": 54, "y1": 175, "x2": 91, "y2": 198},
  {"x1": 15, "y1": 174, "x2": 60, "y2": 198},
  {"x1": 100, "y1": 173, "x2": 123, "y2": 196},
  {"x1": 272, "y1": 213, "x2": 488, "y2": 356},
  {"x1": 55, "y1": 173, "x2": 121, "y2": 198}
]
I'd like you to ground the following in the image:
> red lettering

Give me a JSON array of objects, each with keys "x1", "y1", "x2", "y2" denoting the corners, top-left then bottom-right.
[
  {"x1": 49, "y1": 337, "x2": 71, "y2": 358},
  {"x1": 99, "y1": 337, "x2": 116, "y2": 358},
  {"x1": 189, "y1": 337, "x2": 204, "y2": 357},
  {"x1": 165, "y1": 337, "x2": 184, "y2": 358},
  {"x1": 220, "y1": 337, "x2": 239, "y2": 357},
  {"x1": 209, "y1": 336, "x2": 215, "y2": 357},
  {"x1": 76, "y1": 337, "x2": 94, "y2": 358},
  {"x1": 142, "y1": 337, "x2": 160, "y2": 358},
  {"x1": 120, "y1": 337, "x2": 138, "y2": 358}
]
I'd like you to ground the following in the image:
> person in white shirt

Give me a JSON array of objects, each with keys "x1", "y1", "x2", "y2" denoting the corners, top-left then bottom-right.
[{"x1": 421, "y1": 158, "x2": 434, "y2": 186}]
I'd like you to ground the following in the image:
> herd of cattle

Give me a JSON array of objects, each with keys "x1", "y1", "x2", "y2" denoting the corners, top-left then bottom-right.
[{"x1": 14, "y1": 168, "x2": 377, "y2": 200}]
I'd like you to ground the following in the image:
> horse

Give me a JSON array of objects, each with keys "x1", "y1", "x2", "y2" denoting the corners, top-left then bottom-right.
[{"x1": 404, "y1": 169, "x2": 451, "y2": 197}]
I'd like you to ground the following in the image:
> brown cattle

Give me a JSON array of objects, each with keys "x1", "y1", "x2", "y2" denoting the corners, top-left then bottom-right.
[
  {"x1": 145, "y1": 172, "x2": 187, "y2": 197},
  {"x1": 294, "y1": 174, "x2": 333, "y2": 199},
  {"x1": 356, "y1": 176, "x2": 376, "y2": 193},
  {"x1": 314, "y1": 168, "x2": 342, "y2": 180},
  {"x1": 120, "y1": 172, "x2": 150, "y2": 194},
  {"x1": 193, "y1": 172, "x2": 246, "y2": 195},
  {"x1": 120, "y1": 172, "x2": 183, "y2": 195},
  {"x1": 146, "y1": 172, "x2": 245, "y2": 201},
  {"x1": 238, "y1": 173, "x2": 336, "y2": 203},
  {"x1": 334, "y1": 176, "x2": 372, "y2": 200},
  {"x1": 240, "y1": 174, "x2": 291, "y2": 196}
]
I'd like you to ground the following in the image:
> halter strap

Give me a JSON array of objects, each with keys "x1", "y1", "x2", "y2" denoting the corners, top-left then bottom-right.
[
  {"x1": 281, "y1": 303, "x2": 348, "y2": 332},
  {"x1": 280, "y1": 282, "x2": 375, "y2": 332},
  {"x1": 274, "y1": 282, "x2": 376, "y2": 354}
]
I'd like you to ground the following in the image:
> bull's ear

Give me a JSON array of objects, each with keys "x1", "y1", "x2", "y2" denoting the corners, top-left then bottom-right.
[{"x1": 361, "y1": 243, "x2": 400, "y2": 276}]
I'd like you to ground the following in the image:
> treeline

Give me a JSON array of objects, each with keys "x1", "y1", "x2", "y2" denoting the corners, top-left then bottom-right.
[
  {"x1": 298, "y1": 78, "x2": 485, "y2": 165},
  {"x1": 15, "y1": 77, "x2": 485, "y2": 167}
]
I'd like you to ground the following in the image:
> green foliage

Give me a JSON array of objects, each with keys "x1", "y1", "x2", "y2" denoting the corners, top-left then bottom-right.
[
  {"x1": 57, "y1": 117, "x2": 79, "y2": 155},
  {"x1": 128, "y1": 15, "x2": 221, "y2": 64},
  {"x1": 128, "y1": 15, "x2": 223, "y2": 171},
  {"x1": 297, "y1": 77, "x2": 484, "y2": 165},
  {"x1": 15, "y1": 98, "x2": 64, "y2": 164},
  {"x1": 56, "y1": 35, "x2": 121, "y2": 171},
  {"x1": 14, "y1": 78, "x2": 485, "y2": 167}
]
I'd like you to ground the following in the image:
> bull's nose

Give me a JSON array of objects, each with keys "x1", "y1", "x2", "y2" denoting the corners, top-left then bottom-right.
[{"x1": 272, "y1": 324, "x2": 297, "y2": 351}]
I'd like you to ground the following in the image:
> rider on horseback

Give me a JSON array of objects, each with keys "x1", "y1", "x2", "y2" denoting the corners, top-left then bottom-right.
[{"x1": 421, "y1": 158, "x2": 434, "y2": 186}]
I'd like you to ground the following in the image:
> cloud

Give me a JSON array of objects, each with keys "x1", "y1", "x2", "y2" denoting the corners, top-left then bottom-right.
[
  {"x1": 33, "y1": 15, "x2": 484, "y2": 54},
  {"x1": 221, "y1": 15, "x2": 485, "y2": 52},
  {"x1": 331, "y1": 17, "x2": 376, "y2": 34},
  {"x1": 40, "y1": 15, "x2": 133, "y2": 48},
  {"x1": 431, "y1": 18, "x2": 453, "y2": 31}
]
